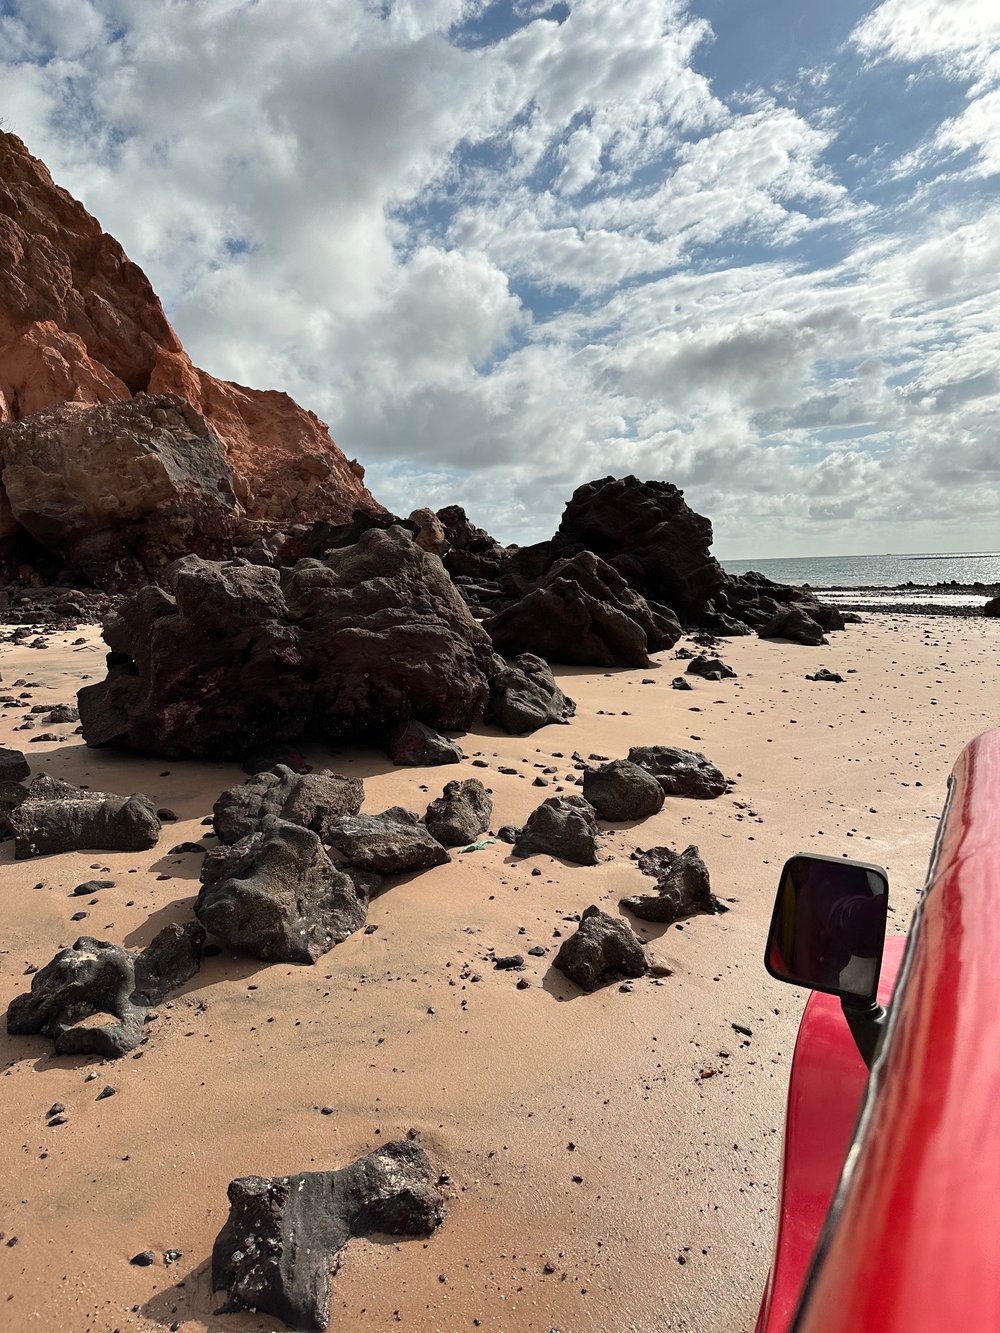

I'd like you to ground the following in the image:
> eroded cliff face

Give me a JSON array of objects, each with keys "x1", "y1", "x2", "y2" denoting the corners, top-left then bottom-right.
[{"x1": 0, "y1": 131, "x2": 380, "y2": 531}]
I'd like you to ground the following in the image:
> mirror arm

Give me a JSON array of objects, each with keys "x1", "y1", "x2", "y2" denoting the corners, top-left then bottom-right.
[{"x1": 841, "y1": 998, "x2": 888, "y2": 1069}]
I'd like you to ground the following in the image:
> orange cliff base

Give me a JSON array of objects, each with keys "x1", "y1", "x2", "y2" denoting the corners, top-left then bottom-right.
[{"x1": 0, "y1": 131, "x2": 381, "y2": 526}]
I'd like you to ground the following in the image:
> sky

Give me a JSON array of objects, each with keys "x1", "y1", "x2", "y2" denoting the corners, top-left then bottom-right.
[{"x1": 1, "y1": 0, "x2": 999, "y2": 558}]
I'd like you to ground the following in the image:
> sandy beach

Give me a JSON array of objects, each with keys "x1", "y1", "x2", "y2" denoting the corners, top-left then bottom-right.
[{"x1": 0, "y1": 611, "x2": 996, "y2": 1333}]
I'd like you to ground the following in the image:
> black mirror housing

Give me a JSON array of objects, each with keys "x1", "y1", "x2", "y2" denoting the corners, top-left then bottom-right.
[{"x1": 765, "y1": 853, "x2": 889, "y2": 1007}]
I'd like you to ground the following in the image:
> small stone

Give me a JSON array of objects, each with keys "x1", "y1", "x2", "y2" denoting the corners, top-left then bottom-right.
[
  {"x1": 96, "y1": 1086, "x2": 116, "y2": 1100},
  {"x1": 130, "y1": 1250, "x2": 156, "y2": 1267}
]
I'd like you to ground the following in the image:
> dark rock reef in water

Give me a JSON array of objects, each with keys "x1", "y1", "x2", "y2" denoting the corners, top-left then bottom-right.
[
  {"x1": 77, "y1": 525, "x2": 498, "y2": 759},
  {"x1": 6, "y1": 923, "x2": 204, "y2": 1057},
  {"x1": 212, "y1": 1140, "x2": 445, "y2": 1331}
]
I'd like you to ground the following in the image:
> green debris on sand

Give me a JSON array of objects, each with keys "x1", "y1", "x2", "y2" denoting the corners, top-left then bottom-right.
[{"x1": 459, "y1": 839, "x2": 497, "y2": 854}]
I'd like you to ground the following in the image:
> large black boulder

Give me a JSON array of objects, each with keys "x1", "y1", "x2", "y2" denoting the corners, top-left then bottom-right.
[
  {"x1": 512, "y1": 795, "x2": 599, "y2": 865},
  {"x1": 582, "y1": 760, "x2": 664, "y2": 821},
  {"x1": 212, "y1": 1140, "x2": 445, "y2": 1331},
  {"x1": 424, "y1": 779, "x2": 493, "y2": 847},
  {"x1": 78, "y1": 525, "x2": 498, "y2": 760},
  {"x1": 483, "y1": 550, "x2": 681, "y2": 667},
  {"x1": 627, "y1": 746, "x2": 728, "y2": 799},
  {"x1": 553, "y1": 906, "x2": 647, "y2": 990},
  {"x1": 198, "y1": 819, "x2": 369, "y2": 963},
  {"x1": 8, "y1": 775, "x2": 161, "y2": 858},
  {"x1": 758, "y1": 605, "x2": 828, "y2": 645},
  {"x1": 551, "y1": 476, "x2": 727, "y2": 619},
  {"x1": 487, "y1": 653, "x2": 576, "y2": 735}
]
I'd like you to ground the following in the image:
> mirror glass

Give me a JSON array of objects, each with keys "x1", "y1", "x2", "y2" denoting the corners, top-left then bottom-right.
[{"x1": 765, "y1": 854, "x2": 889, "y2": 1004}]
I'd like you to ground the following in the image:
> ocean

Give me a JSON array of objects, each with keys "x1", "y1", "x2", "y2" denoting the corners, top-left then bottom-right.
[{"x1": 720, "y1": 552, "x2": 1000, "y2": 611}]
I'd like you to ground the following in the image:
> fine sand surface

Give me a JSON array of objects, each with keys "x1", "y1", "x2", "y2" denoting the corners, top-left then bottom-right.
[{"x1": 0, "y1": 613, "x2": 996, "y2": 1333}]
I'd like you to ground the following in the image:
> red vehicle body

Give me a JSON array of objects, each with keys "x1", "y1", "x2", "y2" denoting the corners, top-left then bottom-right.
[{"x1": 756, "y1": 726, "x2": 1000, "y2": 1332}]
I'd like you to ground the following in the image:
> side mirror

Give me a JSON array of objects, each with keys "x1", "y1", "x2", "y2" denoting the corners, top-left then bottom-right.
[{"x1": 765, "y1": 853, "x2": 889, "y2": 1008}]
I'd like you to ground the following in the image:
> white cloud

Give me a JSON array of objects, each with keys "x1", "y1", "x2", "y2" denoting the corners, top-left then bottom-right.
[{"x1": 0, "y1": 0, "x2": 998, "y2": 557}]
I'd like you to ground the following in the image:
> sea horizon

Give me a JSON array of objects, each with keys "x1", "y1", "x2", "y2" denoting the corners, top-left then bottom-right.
[{"x1": 719, "y1": 550, "x2": 1000, "y2": 605}]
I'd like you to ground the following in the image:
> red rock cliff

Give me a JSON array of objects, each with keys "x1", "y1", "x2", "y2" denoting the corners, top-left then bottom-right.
[{"x1": 0, "y1": 132, "x2": 382, "y2": 524}]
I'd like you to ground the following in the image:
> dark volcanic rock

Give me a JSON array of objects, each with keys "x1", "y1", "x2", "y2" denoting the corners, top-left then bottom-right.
[
  {"x1": 424, "y1": 779, "x2": 493, "y2": 847},
  {"x1": 757, "y1": 604, "x2": 828, "y2": 646},
  {"x1": 620, "y1": 844, "x2": 724, "y2": 923},
  {"x1": 512, "y1": 795, "x2": 599, "y2": 864},
  {"x1": 553, "y1": 905, "x2": 646, "y2": 990},
  {"x1": 8, "y1": 774, "x2": 160, "y2": 857},
  {"x1": 132, "y1": 921, "x2": 206, "y2": 1002},
  {"x1": 198, "y1": 819, "x2": 368, "y2": 963},
  {"x1": 483, "y1": 550, "x2": 681, "y2": 667},
  {"x1": 0, "y1": 746, "x2": 30, "y2": 781},
  {"x1": 627, "y1": 746, "x2": 727, "y2": 800},
  {"x1": 326, "y1": 809, "x2": 450, "y2": 875},
  {"x1": 437, "y1": 504, "x2": 506, "y2": 579},
  {"x1": 0, "y1": 778, "x2": 28, "y2": 835},
  {"x1": 212, "y1": 766, "x2": 364, "y2": 845},
  {"x1": 806, "y1": 668, "x2": 845, "y2": 683},
  {"x1": 384, "y1": 720, "x2": 464, "y2": 767},
  {"x1": 685, "y1": 654, "x2": 736, "y2": 680},
  {"x1": 212, "y1": 1140, "x2": 445, "y2": 1331},
  {"x1": 0, "y1": 394, "x2": 241, "y2": 589},
  {"x1": 985, "y1": 595, "x2": 1000, "y2": 617},
  {"x1": 78, "y1": 525, "x2": 497, "y2": 759},
  {"x1": 552, "y1": 476, "x2": 726, "y2": 618},
  {"x1": 45, "y1": 704, "x2": 79, "y2": 723},
  {"x1": 487, "y1": 653, "x2": 576, "y2": 735},
  {"x1": 582, "y1": 760, "x2": 665, "y2": 821},
  {"x1": 6, "y1": 923, "x2": 204, "y2": 1057}
]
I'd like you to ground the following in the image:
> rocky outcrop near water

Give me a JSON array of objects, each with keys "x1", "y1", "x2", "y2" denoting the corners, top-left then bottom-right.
[
  {"x1": 78, "y1": 526, "x2": 498, "y2": 759},
  {"x1": 434, "y1": 479, "x2": 847, "y2": 655},
  {"x1": 551, "y1": 474, "x2": 727, "y2": 617},
  {"x1": 0, "y1": 130, "x2": 380, "y2": 582}
]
